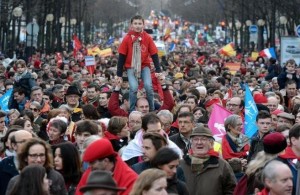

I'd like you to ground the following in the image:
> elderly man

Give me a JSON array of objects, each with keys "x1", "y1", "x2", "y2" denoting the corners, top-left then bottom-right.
[
  {"x1": 63, "y1": 85, "x2": 82, "y2": 122},
  {"x1": 76, "y1": 139, "x2": 137, "y2": 195},
  {"x1": 258, "y1": 160, "x2": 293, "y2": 195},
  {"x1": 25, "y1": 86, "x2": 50, "y2": 118},
  {"x1": 180, "y1": 126, "x2": 236, "y2": 195},
  {"x1": 226, "y1": 97, "x2": 244, "y2": 117},
  {"x1": 0, "y1": 130, "x2": 33, "y2": 195},
  {"x1": 267, "y1": 96, "x2": 279, "y2": 113}
]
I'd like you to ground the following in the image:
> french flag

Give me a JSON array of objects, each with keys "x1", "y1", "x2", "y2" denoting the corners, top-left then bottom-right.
[{"x1": 259, "y1": 47, "x2": 276, "y2": 59}]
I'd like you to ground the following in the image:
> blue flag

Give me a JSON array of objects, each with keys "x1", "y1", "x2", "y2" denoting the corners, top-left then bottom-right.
[
  {"x1": 244, "y1": 85, "x2": 258, "y2": 138},
  {"x1": 106, "y1": 37, "x2": 115, "y2": 45},
  {"x1": 0, "y1": 88, "x2": 12, "y2": 112},
  {"x1": 169, "y1": 42, "x2": 176, "y2": 52}
]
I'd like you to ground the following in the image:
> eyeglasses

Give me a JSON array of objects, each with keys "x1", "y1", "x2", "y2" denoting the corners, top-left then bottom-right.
[
  {"x1": 28, "y1": 153, "x2": 46, "y2": 159},
  {"x1": 226, "y1": 104, "x2": 240, "y2": 108},
  {"x1": 29, "y1": 108, "x2": 39, "y2": 112},
  {"x1": 191, "y1": 137, "x2": 210, "y2": 143}
]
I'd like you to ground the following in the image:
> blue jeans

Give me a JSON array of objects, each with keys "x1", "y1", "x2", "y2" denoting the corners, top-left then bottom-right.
[{"x1": 127, "y1": 67, "x2": 154, "y2": 112}]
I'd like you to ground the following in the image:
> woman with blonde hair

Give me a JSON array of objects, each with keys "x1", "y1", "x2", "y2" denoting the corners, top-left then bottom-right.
[{"x1": 130, "y1": 168, "x2": 168, "y2": 195}]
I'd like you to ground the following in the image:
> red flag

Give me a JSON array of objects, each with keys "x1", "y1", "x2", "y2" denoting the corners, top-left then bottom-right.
[
  {"x1": 73, "y1": 34, "x2": 82, "y2": 57},
  {"x1": 55, "y1": 52, "x2": 62, "y2": 67}
]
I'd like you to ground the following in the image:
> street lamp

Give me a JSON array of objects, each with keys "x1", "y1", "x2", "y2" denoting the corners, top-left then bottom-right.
[
  {"x1": 12, "y1": 7, "x2": 23, "y2": 50},
  {"x1": 279, "y1": 16, "x2": 287, "y2": 36},
  {"x1": 235, "y1": 21, "x2": 241, "y2": 47},
  {"x1": 257, "y1": 19, "x2": 265, "y2": 51},
  {"x1": 71, "y1": 18, "x2": 77, "y2": 35},
  {"x1": 46, "y1": 14, "x2": 54, "y2": 54},
  {"x1": 245, "y1": 20, "x2": 252, "y2": 50}
]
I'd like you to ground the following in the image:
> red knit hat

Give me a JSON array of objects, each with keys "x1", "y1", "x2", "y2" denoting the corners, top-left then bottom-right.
[
  {"x1": 83, "y1": 138, "x2": 117, "y2": 162},
  {"x1": 205, "y1": 98, "x2": 221, "y2": 108},
  {"x1": 263, "y1": 132, "x2": 287, "y2": 154},
  {"x1": 253, "y1": 93, "x2": 267, "y2": 104}
]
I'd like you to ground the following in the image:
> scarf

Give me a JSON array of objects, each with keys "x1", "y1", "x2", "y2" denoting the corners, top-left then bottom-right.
[
  {"x1": 128, "y1": 30, "x2": 142, "y2": 79},
  {"x1": 227, "y1": 132, "x2": 249, "y2": 152},
  {"x1": 189, "y1": 149, "x2": 219, "y2": 172},
  {"x1": 15, "y1": 70, "x2": 28, "y2": 82}
]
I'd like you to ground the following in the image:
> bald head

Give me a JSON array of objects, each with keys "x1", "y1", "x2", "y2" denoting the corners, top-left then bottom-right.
[
  {"x1": 136, "y1": 98, "x2": 149, "y2": 115},
  {"x1": 12, "y1": 130, "x2": 33, "y2": 153},
  {"x1": 267, "y1": 96, "x2": 279, "y2": 112}
]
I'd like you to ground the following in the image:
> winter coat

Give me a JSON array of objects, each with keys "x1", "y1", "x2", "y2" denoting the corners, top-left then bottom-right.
[
  {"x1": 6, "y1": 168, "x2": 67, "y2": 195},
  {"x1": 167, "y1": 177, "x2": 189, "y2": 195},
  {"x1": 180, "y1": 154, "x2": 236, "y2": 195},
  {"x1": 0, "y1": 156, "x2": 18, "y2": 195}
]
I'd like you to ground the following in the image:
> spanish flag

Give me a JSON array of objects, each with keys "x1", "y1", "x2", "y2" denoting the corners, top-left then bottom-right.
[
  {"x1": 219, "y1": 42, "x2": 236, "y2": 57},
  {"x1": 87, "y1": 46, "x2": 101, "y2": 56}
]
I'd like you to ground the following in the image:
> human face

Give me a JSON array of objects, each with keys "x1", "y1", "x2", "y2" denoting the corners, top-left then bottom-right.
[
  {"x1": 66, "y1": 94, "x2": 80, "y2": 106},
  {"x1": 142, "y1": 177, "x2": 168, "y2": 195},
  {"x1": 16, "y1": 64, "x2": 25, "y2": 74},
  {"x1": 266, "y1": 165, "x2": 293, "y2": 195},
  {"x1": 178, "y1": 116, "x2": 194, "y2": 136},
  {"x1": 257, "y1": 118, "x2": 272, "y2": 135},
  {"x1": 226, "y1": 97, "x2": 242, "y2": 114},
  {"x1": 58, "y1": 109, "x2": 70, "y2": 120},
  {"x1": 31, "y1": 89, "x2": 43, "y2": 103},
  {"x1": 76, "y1": 132, "x2": 91, "y2": 149},
  {"x1": 54, "y1": 148, "x2": 63, "y2": 171},
  {"x1": 87, "y1": 189, "x2": 117, "y2": 195},
  {"x1": 193, "y1": 110, "x2": 203, "y2": 121},
  {"x1": 272, "y1": 80, "x2": 279, "y2": 90},
  {"x1": 232, "y1": 83, "x2": 240, "y2": 91},
  {"x1": 158, "y1": 115, "x2": 172, "y2": 132},
  {"x1": 90, "y1": 159, "x2": 105, "y2": 171},
  {"x1": 42, "y1": 95, "x2": 50, "y2": 104},
  {"x1": 30, "y1": 105, "x2": 40, "y2": 118},
  {"x1": 173, "y1": 81, "x2": 181, "y2": 90},
  {"x1": 159, "y1": 159, "x2": 179, "y2": 179},
  {"x1": 271, "y1": 114, "x2": 278, "y2": 129},
  {"x1": 14, "y1": 92, "x2": 25, "y2": 103},
  {"x1": 146, "y1": 122, "x2": 164, "y2": 135},
  {"x1": 0, "y1": 117, "x2": 5, "y2": 131},
  {"x1": 286, "y1": 63, "x2": 295, "y2": 72},
  {"x1": 142, "y1": 139, "x2": 157, "y2": 162},
  {"x1": 189, "y1": 80, "x2": 197, "y2": 87},
  {"x1": 136, "y1": 99, "x2": 149, "y2": 115},
  {"x1": 13, "y1": 131, "x2": 33, "y2": 153},
  {"x1": 131, "y1": 19, "x2": 144, "y2": 33},
  {"x1": 128, "y1": 114, "x2": 142, "y2": 129},
  {"x1": 24, "y1": 120, "x2": 33, "y2": 132},
  {"x1": 42, "y1": 174, "x2": 49, "y2": 192},
  {"x1": 286, "y1": 83, "x2": 297, "y2": 97},
  {"x1": 87, "y1": 87, "x2": 98, "y2": 100},
  {"x1": 277, "y1": 117, "x2": 292, "y2": 127},
  {"x1": 229, "y1": 118, "x2": 243, "y2": 136},
  {"x1": 99, "y1": 93, "x2": 108, "y2": 107},
  {"x1": 118, "y1": 124, "x2": 129, "y2": 138},
  {"x1": 26, "y1": 144, "x2": 46, "y2": 166},
  {"x1": 55, "y1": 89, "x2": 65, "y2": 99},
  {"x1": 48, "y1": 126, "x2": 62, "y2": 141},
  {"x1": 267, "y1": 98, "x2": 279, "y2": 112},
  {"x1": 186, "y1": 98, "x2": 197, "y2": 110},
  {"x1": 190, "y1": 136, "x2": 213, "y2": 157}
]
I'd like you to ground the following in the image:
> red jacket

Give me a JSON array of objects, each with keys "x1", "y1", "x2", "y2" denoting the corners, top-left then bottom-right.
[
  {"x1": 118, "y1": 30, "x2": 157, "y2": 69},
  {"x1": 108, "y1": 88, "x2": 175, "y2": 117},
  {"x1": 221, "y1": 134, "x2": 249, "y2": 160},
  {"x1": 75, "y1": 155, "x2": 137, "y2": 195},
  {"x1": 257, "y1": 188, "x2": 269, "y2": 195}
]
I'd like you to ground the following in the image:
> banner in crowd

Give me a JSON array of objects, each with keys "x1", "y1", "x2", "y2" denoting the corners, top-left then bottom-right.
[
  {"x1": 251, "y1": 52, "x2": 259, "y2": 61},
  {"x1": 73, "y1": 34, "x2": 82, "y2": 57},
  {"x1": 99, "y1": 48, "x2": 113, "y2": 57},
  {"x1": 87, "y1": 47, "x2": 101, "y2": 56},
  {"x1": 244, "y1": 84, "x2": 258, "y2": 138},
  {"x1": 85, "y1": 56, "x2": 96, "y2": 74},
  {"x1": 224, "y1": 62, "x2": 241, "y2": 75},
  {"x1": 280, "y1": 36, "x2": 300, "y2": 66},
  {"x1": 0, "y1": 89, "x2": 12, "y2": 112},
  {"x1": 219, "y1": 42, "x2": 236, "y2": 57},
  {"x1": 259, "y1": 47, "x2": 276, "y2": 59},
  {"x1": 208, "y1": 104, "x2": 232, "y2": 141}
]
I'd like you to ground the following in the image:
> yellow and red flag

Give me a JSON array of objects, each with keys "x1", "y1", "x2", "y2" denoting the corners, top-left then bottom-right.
[{"x1": 219, "y1": 42, "x2": 236, "y2": 57}]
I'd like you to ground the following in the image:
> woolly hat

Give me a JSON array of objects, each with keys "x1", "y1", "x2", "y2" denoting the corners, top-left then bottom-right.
[
  {"x1": 83, "y1": 138, "x2": 117, "y2": 162},
  {"x1": 254, "y1": 93, "x2": 267, "y2": 104},
  {"x1": 205, "y1": 98, "x2": 221, "y2": 108},
  {"x1": 263, "y1": 132, "x2": 287, "y2": 154},
  {"x1": 190, "y1": 126, "x2": 214, "y2": 139}
]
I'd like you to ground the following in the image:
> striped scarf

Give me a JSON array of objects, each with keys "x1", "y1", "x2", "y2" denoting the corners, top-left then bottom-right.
[{"x1": 131, "y1": 37, "x2": 141, "y2": 79}]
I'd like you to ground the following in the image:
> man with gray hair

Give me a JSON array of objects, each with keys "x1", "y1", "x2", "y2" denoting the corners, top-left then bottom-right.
[
  {"x1": 51, "y1": 84, "x2": 65, "y2": 108},
  {"x1": 267, "y1": 96, "x2": 279, "y2": 113},
  {"x1": 157, "y1": 109, "x2": 173, "y2": 135},
  {"x1": 258, "y1": 160, "x2": 293, "y2": 195}
]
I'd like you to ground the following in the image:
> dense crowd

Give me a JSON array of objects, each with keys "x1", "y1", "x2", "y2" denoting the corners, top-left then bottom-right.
[{"x1": 0, "y1": 15, "x2": 299, "y2": 195}]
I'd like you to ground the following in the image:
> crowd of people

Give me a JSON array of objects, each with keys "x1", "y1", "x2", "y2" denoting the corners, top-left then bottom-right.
[{"x1": 0, "y1": 14, "x2": 299, "y2": 195}]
